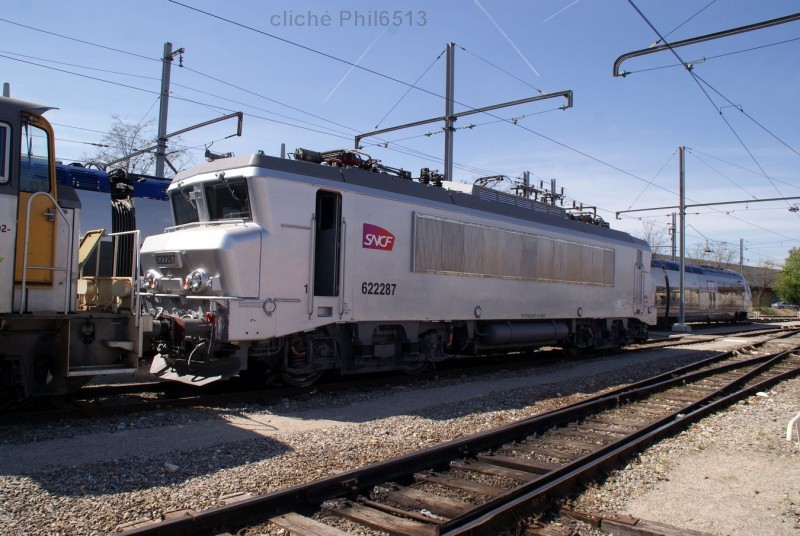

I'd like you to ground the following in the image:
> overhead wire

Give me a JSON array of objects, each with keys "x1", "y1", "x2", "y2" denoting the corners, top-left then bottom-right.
[
  {"x1": 695, "y1": 72, "x2": 800, "y2": 159},
  {"x1": 0, "y1": 49, "x2": 160, "y2": 80},
  {"x1": 166, "y1": 2, "x2": 572, "y2": 139},
  {"x1": 457, "y1": 45, "x2": 545, "y2": 94},
  {"x1": 1, "y1": 10, "x2": 633, "y2": 205},
  {"x1": 179, "y1": 65, "x2": 362, "y2": 135},
  {"x1": 373, "y1": 48, "x2": 445, "y2": 130},
  {"x1": 0, "y1": 53, "x2": 160, "y2": 96},
  {"x1": 137, "y1": 96, "x2": 161, "y2": 126},
  {"x1": 619, "y1": 5, "x2": 800, "y2": 257},
  {"x1": 169, "y1": 81, "x2": 356, "y2": 138},
  {"x1": 695, "y1": 72, "x2": 792, "y2": 203},
  {"x1": 1, "y1": 15, "x2": 505, "y2": 178},
  {"x1": 621, "y1": 35, "x2": 800, "y2": 75},
  {"x1": 6, "y1": 8, "x2": 795, "y2": 245},
  {"x1": 0, "y1": 52, "x2": 356, "y2": 142},
  {"x1": 0, "y1": 17, "x2": 157, "y2": 63},
  {"x1": 626, "y1": 0, "x2": 798, "y2": 215},
  {"x1": 687, "y1": 149, "x2": 760, "y2": 200},
  {"x1": 652, "y1": 0, "x2": 718, "y2": 45},
  {"x1": 361, "y1": 106, "x2": 564, "y2": 148},
  {"x1": 0, "y1": 43, "x2": 359, "y2": 140},
  {"x1": 1, "y1": 13, "x2": 364, "y2": 138},
  {"x1": 625, "y1": 150, "x2": 678, "y2": 210},
  {"x1": 687, "y1": 147, "x2": 800, "y2": 192},
  {"x1": 166, "y1": 1, "x2": 457, "y2": 103}
]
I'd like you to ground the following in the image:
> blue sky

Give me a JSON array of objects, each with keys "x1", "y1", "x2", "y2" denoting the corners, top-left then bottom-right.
[{"x1": 2, "y1": 0, "x2": 798, "y2": 266}]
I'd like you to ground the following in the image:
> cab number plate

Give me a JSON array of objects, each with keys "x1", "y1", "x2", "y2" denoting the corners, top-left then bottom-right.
[{"x1": 154, "y1": 252, "x2": 181, "y2": 268}]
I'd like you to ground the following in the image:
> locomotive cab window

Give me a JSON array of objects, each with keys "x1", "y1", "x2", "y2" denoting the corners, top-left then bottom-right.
[
  {"x1": 19, "y1": 121, "x2": 51, "y2": 193},
  {"x1": 0, "y1": 122, "x2": 10, "y2": 184},
  {"x1": 171, "y1": 186, "x2": 200, "y2": 226},
  {"x1": 205, "y1": 177, "x2": 251, "y2": 221}
]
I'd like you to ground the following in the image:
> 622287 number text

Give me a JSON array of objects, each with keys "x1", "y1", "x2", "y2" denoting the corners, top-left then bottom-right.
[{"x1": 361, "y1": 282, "x2": 396, "y2": 296}]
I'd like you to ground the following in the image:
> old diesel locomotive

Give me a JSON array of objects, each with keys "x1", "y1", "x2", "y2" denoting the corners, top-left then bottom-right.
[
  {"x1": 140, "y1": 148, "x2": 656, "y2": 387},
  {"x1": 651, "y1": 258, "x2": 751, "y2": 326},
  {"x1": 0, "y1": 96, "x2": 147, "y2": 400}
]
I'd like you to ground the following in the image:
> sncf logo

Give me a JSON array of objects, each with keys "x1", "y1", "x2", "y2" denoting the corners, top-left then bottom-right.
[{"x1": 362, "y1": 223, "x2": 395, "y2": 251}]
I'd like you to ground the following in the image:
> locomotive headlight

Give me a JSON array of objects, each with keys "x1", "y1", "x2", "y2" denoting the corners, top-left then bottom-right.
[
  {"x1": 143, "y1": 269, "x2": 162, "y2": 291},
  {"x1": 183, "y1": 269, "x2": 208, "y2": 293}
]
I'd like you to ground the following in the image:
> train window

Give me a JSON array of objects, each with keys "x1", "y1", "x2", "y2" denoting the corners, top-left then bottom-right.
[
  {"x1": 19, "y1": 122, "x2": 51, "y2": 193},
  {"x1": 205, "y1": 178, "x2": 251, "y2": 221},
  {"x1": 0, "y1": 122, "x2": 9, "y2": 184},
  {"x1": 171, "y1": 187, "x2": 199, "y2": 225}
]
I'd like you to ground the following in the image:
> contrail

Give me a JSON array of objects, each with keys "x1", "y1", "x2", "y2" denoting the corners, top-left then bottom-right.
[
  {"x1": 473, "y1": 0, "x2": 540, "y2": 77},
  {"x1": 542, "y1": 0, "x2": 583, "y2": 24},
  {"x1": 324, "y1": 29, "x2": 386, "y2": 103}
]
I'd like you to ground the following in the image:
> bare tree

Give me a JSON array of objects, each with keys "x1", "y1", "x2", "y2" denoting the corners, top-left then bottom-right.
[
  {"x1": 686, "y1": 240, "x2": 736, "y2": 267},
  {"x1": 87, "y1": 115, "x2": 193, "y2": 176},
  {"x1": 745, "y1": 260, "x2": 778, "y2": 307},
  {"x1": 687, "y1": 241, "x2": 708, "y2": 262},
  {"x1": 635, "y1": 219, "x2": 670, "y2": 257},
  {"x1": 706, "y1": 240, "x2": 737, "y2": 267}
]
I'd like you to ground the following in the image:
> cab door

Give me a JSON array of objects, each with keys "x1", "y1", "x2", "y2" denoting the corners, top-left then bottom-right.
[{"x1": 14, "y1": 115, "x2": 57, "y2": 285}]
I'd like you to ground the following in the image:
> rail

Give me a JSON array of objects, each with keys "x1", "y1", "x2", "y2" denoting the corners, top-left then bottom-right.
[
  {"x1": 118, "y1": 332, "x2": 800, "y2": 535},
  {"x1": 20, "y1": 191, "x2": 73, "y2": 314}
]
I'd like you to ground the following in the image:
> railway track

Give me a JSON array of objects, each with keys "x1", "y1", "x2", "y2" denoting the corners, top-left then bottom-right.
[
  {"x1": 2, "y1": 324, "x2": 793, "y2": 424},
  {"x1": 2, "y1": 323, "x2": 794, "y2": 424},
  {"x1": 118, "y1": 331, "x2": 800, "y2": 536}
]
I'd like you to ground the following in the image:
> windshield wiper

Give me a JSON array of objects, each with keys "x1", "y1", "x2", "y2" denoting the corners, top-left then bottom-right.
[
  {"x1": 216, "y1": 171, "x2": 240, "y2": 202},
  {"x1": 180, "y1": 185, "x2": 196, "y2": 209}
]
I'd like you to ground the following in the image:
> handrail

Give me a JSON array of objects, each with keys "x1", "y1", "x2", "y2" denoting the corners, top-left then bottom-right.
[
  {"x1": 107, "y1": 229, "x2": 141, "y2": 326},
  {"x1": 164, "y1": 219, "x2": 246, "y2": 233},
  {"x1": 339, "y1": 217, "x2": 347, "y2": 318},
  {"x1": 20, "y1": 191, "x2": 73, "y2": 314},
  {"x1": 307, "y1": 212, "x2": 316, "y2": 318}
]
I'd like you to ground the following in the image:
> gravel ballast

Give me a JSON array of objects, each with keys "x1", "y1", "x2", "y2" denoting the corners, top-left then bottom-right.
[
  {"x1": 1, "y1": 331, "x2": 798, "y2": 535},
  {"x1": 560, "y1": 376, "x2": 800, "y2": 536}
]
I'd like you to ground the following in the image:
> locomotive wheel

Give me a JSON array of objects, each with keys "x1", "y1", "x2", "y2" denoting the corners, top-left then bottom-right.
[
  {"x1": 280, "y1": 370, "x2": 323, "y2": 387},
  {"x1": 562, "y1": 345, "x2": 584, "y2": 358},
  {"x1": 403, "y1": 361, "x2": 433, "y2": 375}
]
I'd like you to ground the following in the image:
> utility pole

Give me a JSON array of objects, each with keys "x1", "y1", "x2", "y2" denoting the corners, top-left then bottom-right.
[
  {"x1": 670, "y1": 212, "x2": 677, "y2": 260},
  {"x1": 673, "y1": 146, "x2": 690, "y2": 333},
  {"x1": 740, "y1": 238, "x2": 744, "y2": 274},
  {"x1": 444, "y1": 42, "x2": 456, "y2": 182},
  {"x1": 156, "y1": 42, "x2": 184, "y2": 178},
  {"x1": 355, "y1": 44, "x2": 572, "y2": 182}
]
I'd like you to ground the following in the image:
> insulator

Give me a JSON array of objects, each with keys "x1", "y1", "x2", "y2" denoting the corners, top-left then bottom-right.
[{"x1": 419, "y1": 167, "x2": 430, "y2": 184}]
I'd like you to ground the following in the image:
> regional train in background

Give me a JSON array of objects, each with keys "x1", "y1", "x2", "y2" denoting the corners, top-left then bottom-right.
[
  {"x1": 650, "y1": 258, "x2": 751, "y2": 326},
  {"x1": 0, "y1": 95, "x2": 751, "y2": 401}
]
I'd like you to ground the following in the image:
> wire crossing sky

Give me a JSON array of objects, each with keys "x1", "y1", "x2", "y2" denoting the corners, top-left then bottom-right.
[{"x1": 1, "y1": 0, "x2": 798, "y2": 265}]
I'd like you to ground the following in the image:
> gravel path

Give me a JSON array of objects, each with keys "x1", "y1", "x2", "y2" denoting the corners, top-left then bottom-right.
[
  {"x1": 0, "y1": 329, "x2": 798, "y2": 535},
  {"x1": 557, "y1": 376, "x2": 800, "y2": 536}
]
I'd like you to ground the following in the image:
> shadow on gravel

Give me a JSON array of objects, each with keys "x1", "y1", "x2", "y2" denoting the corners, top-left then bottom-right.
[
  {"x1": 0, "y1": 415, "x2": 293, "y2": 495},
  {"x1": 0, "y1": 337, "x2": 747, "y2": 495},
  {"x1": 35, "y1": 433, "x2": 292, "y2": 496}
]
